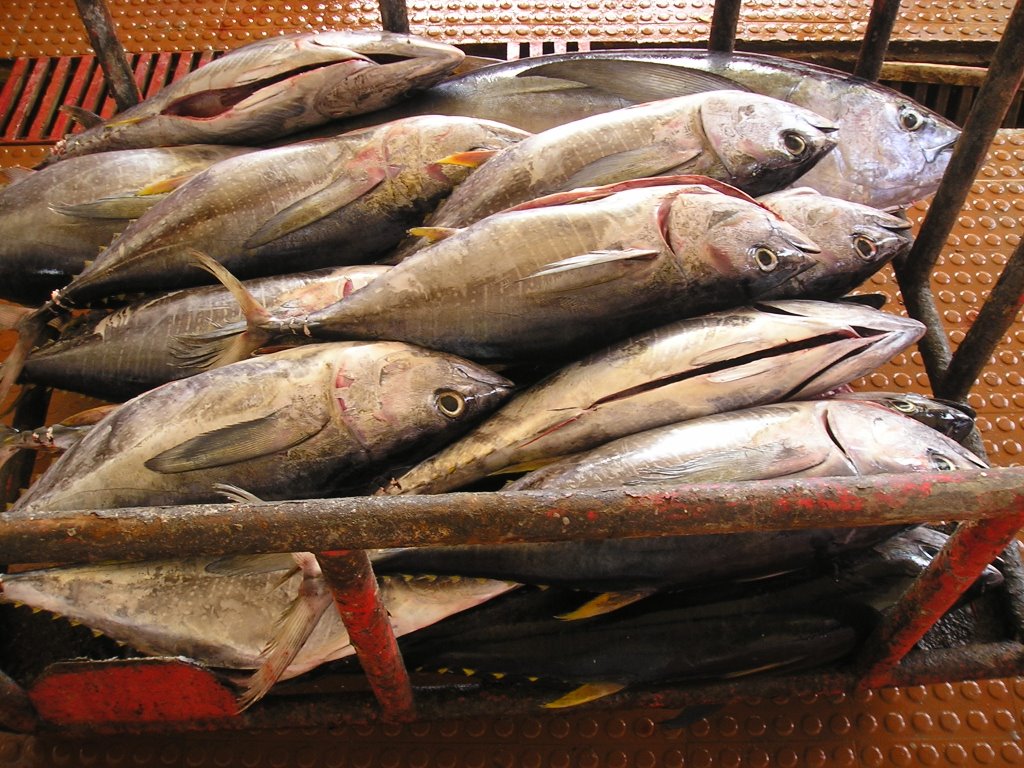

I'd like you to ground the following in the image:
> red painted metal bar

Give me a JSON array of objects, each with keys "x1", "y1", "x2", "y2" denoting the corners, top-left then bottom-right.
[
  {"x1": 315, "y1": 550, "x2": 416, "y2": 721},
  {"x1": 708, "y1": 0, "x2": 742, "y2": 52},
  {"x1": 51, "y1": 56, "x2": 97, "y2": 139},
  {"x1": 854, "y1": 0, "x2": 901, "y2": 81},
  {"x1": 0, "y1": 57, "x2": 29, "y2": 136},
  {"x1": 72, "y1": 0, "x2": 141, "y2": 112},
  {"x1": 173, "y1": 51, "x2": 196, "y2": 82},
  {"x1": 27, "y1": 56, "x2": 71, "y2": 140},
  {"x1": 8, "y1": 58, "x2": 50, "y2": 139},
  {"x1": 146, "y1": 52, "x2": 174, "y2": 99},
  {"x1": 857, "y1": 512, "x2": 1024, "y2": 688},
  {"x1": 2, "y1": 469, "x2": 1022, "y2": 565},
  {"x1": 80, "y1": 58, "x2": 111, "y2": 123}
]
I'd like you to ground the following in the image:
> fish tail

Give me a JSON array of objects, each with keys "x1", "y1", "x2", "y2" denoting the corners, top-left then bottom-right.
[
  {"x1": 0, "y1": 304, "x2": 55, "y2": 409},
  {"x1": 0, "y1": 303, "x2": 32, "y2": 331}
]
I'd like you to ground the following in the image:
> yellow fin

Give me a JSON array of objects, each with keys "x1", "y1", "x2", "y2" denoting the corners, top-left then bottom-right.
[
  {"x1": 557, "y1": 590, "x2": 653, "y2": 621},
  {"x1": 407, "y1": 226, "x2": 459, "y2": 243},
  {"x1": 436, "y1": 149, "x2": 500, "y2": 167},
  {"x1": 543, "y1": 682, "x2": 627, "y2": 709},
  {"x1": 137, "y1": 173, "x2": 194, "y2": 196}
]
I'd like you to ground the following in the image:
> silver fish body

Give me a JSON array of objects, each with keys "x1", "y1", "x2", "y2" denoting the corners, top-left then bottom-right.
[
  {"x1": 0, "y1": 145, "x2": 253, "y2": 305},
  {"x1": 0, "y1": 558, "x2": 515, "y2": 682},
  {"x1": 385, "y1": 300, "x2": 925, "y2": 495},
  {"x1": 413, "y1": 90, "x2": 836, "y2": 235},
  {"x1": 375, "y1": 400, "x2": 986, "y2": 589},
  {"x1": 352, "y1": 49, "x2": 959, "y2": 208},
  {"x1": 49, "y1": 31, "x2": 465, "y2": 162},
  {"x1": 21, "y1": 265, "x2": 390, "y2": 401},
  {"x1": 279, "y1": 180, "x2": 820, "y2": 360},
  {"x1": 49, "y1": 115, "x2": 528, "y2": 307},
  {"x1": 10, "y1": 341, "x2": 512, "y2": 514},
  {"x1": 756, "y1": 188, "x2": 913, "y2": 300}
]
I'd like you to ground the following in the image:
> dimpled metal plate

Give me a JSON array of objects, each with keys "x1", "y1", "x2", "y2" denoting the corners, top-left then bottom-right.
[
  {"x1": 0, "y1": 0, "x2": 1014, "y2": 57},
  {"x1": 4, "y1": 681, "x2": 1024, "y2": 766}
]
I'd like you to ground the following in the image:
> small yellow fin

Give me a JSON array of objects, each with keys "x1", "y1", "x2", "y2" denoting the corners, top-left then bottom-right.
[
  {"x1": 137, "y1": 173, "x2": 195, "y2": 196},
  {"x1": 436, "y1": 149, "x2": 500, "y2": 168},
  {"x1": 407, "y1": 226, "x2": 460, "y2": 244},
  {"x1": 556, "y1": 591, "x2": 653, "y2": 621},
  {"x1": 543, "y1": 682, "x2": 627, "y2": 709}
]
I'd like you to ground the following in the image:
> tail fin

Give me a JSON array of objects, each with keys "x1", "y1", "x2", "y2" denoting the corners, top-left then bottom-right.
[{"x1": 0, "y1": 304, "x2": 56, "y2": 409}]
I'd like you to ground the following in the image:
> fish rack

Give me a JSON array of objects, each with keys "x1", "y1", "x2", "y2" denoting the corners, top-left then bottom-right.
[{"x1": 1, "y1": 0, "x2": 1024, "y2": 736}]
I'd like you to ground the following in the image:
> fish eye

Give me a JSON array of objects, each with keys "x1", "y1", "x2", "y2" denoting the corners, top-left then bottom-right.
[
  {"x1": 931, "y1": 453, "x2": 956, "y2": 471},
  {"x1": 898, "y1": 105, "x2": 926, "y2": 132},
  {"x1": 782, "y1": 132, "x2": 808, "y2": 157},
  {"x1": 853, "y1": 235, "x2": 880, "y2": 261},
  {"x1": 435, "y1": 389, "x2": 467, "y2": 419},
  {"x1": 753, "y1": 247, "x2": 779, "y2": 272},
  {"x1": 891, "y1": 398, "x2": 917, "y2": 413}
]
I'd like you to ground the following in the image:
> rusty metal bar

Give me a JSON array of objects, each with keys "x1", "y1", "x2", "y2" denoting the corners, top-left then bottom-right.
[
  {"x1": 939, "y1": 236, "x2": 1024, "y2": 402},
  {"x1": 854, "y1": 0, "x2": 901, "y2": 81},
  {"x1": 72, "y1": 0, "x2": 141, "y2": 112},
  {"x1": 316, "y1": 550, "x2": 416, "y2": 721},
  {"x1": 0, "y1": 669, "x2": 36, "y2": 734},
  {"x1": 378, "y1": 0, "x2": 410, "y2": 34},
  {"x1": 857, "y1": 513, "x2": 1024, "y2": 688},
  {"x1": 1, "y1": 469, "x2": 1022, "y2": 565},
  {"x1": 707, "y1": 0, "x2": 742, "y2": 52}
]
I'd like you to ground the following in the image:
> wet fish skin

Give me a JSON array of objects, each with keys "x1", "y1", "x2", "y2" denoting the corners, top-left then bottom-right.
[
  {"x1": 384, "y1": 300, "x2": 925, "y2": 496},
  {"x1": 48, "y1": 115, "x2": 528, "y2": 308},
  {"x1": 350, "y1": 50, "x2": 959, "y2": 208},
  {"x1": 0, "y1": 558, "x2": 515, "y2": 685},
  {"x1": 408, "y1": 90, "x2": 835, "y2": 238},
  {"x1": 269, "y1": 180, "x2": 819, "y2": 361},
  {"x1": 9, "y1": 341, "x2": 513, "y2": 514},
  {"x1": 828, "y1": 390, "x2": 977, "y2": 444},
  {"x1": 0, "y1": 145, "x2": 253, "y2": 305},
  {"x1": 20, "y1": 265, "x2": 390, "y2": 401},
  {"x1": 48, "y1": 31, "x2": 465, "y2": 162},
  {"x1": 374, "y1": 400, "x2": 986, "y2": 589},
  {"x1": 756, "y1": 188, "x2": 913, "y2": 300}
]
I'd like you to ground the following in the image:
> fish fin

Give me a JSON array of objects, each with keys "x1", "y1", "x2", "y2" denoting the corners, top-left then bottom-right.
[
  {"x1": 0, "y1": 305, "x2": 53, "y2": 408},
  {"x1": 557, "y1": 591, "x2": 654, "y2": 620},
  {"x1": 169, "y1": 319, "x2": 259, "y2": 372},
  {"x1": 837, "y1": 292, "x2": 888, "y2": 309},
  {"x1": 237, "y1": 555, "x2": 334, "y2": 711},
  {"x1": 519, "y1": 60, "x2": 748, "y2": 102},
  {"x1": 560, "y1": 146, "x2": 703, "y2": 190},
  {"x1": 143, "y1": 406, "x2": 329, "y2": 473},
  {"x1": 436, "y1": 149, "x2": 501, "y2": 168},
  {"x1": 59, "y1": 403, "x2": 119, "y2": 427},
  {"x1": 705, "y1": 355, "x2": 789, "y2": 384},
  {"x1": 206, "y1": 553, "x2": 296, "y2": 576},
  {"x1": 213, "y1": 483, "x2": 265, "y2": 503},
  {"x1": 50, "y1": 195, "x2": 167, "y2": 221},
  {"x1": 407, "y1": 226, "x2": 460, "y2": 243},
  {"x1": 487, "y1": 456, "x2": 563, "y2": 475},
  {"x1": 543, "y1": 682, "x2": 627, "y2": 709},
  {"x1": 720, "y1": 658, "x2": 805, "y2": 679},
  {"x1": 0, "y1": 166, "x2": 34, "y2": 187},
  {"x1": 245, "y1": 171, "x2": 388, "y2": 249},
  {"x1": 59, "y1": 104, "x2": 104, "y2": 128},
  {"x1": 520, "y1": 249, "x2": 660, "y2": 281},
  {"x1": 136, "y1": 173, "x2": 196, "y2": 196},
  {"x1": 0, "y1": 303, "x2": 32, "y2": 330}
]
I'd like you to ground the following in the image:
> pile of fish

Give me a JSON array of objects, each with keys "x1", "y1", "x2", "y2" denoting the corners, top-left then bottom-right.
[{"x1": 0, "y1": 31, "x2": 996, "y2": 713}]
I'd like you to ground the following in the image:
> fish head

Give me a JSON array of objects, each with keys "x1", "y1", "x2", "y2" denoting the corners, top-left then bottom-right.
[
  {"x1": 365, "y1": 345, "x2": 515, "y2": 442},
  {"x1": 820, "y1": 399, "x2": 988, "y2": 476},
  {"x1": 697, "y1": 92, "x2": 838, "y2": 195},
  {"x1": 663, "y1": 186, "x2": 821, "y2": 297},
  {"x1": 831, "y1": 391, "x2": 977, "y2": 444},
  {"x1": 757, "y1": 188, "x2": 913, "y2": 299},
  {"x1": 747, "y1": 300, "x2": 925, "y2": 399}
]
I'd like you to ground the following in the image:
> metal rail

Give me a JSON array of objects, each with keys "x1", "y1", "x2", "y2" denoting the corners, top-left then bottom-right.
[{"x1": 3, "y1": 0, "x2": 1024, "y2": 730}]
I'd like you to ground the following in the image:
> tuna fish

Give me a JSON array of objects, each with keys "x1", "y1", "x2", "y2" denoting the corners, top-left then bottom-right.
[
  {"x1": 344, "y1": 49, "x2": 959, "y2": 208},
  {"x1": 828, "y1": 390, "x2": 977, "y2": 444},
  {"x1": 0, "y1": 145, "x2": 253, "y2": 305},
  {"x1": 373, "y1": 400, "x2": 986, "y2": 591},
  {"x1": 0, "y1": 554, "x2": 516, "y2": 709},
  {"x1": 231, "y1": 178, "x2": 820, "y2": 362},
  {"x1": 46, "y1": 31, "x2": 465, "y2": 163},
  {"x1": 17, "y1": 265, "x2": 390, "y2": 401},
  {"x1": 756, "y1": 188, "x2": 913, "y2": 300},
  {"x1": 8, "y1": 341, "x2": 512, "y2": 514},
  {"x1": 383, "y1": 300, "x2": 925, "y2": 496}
]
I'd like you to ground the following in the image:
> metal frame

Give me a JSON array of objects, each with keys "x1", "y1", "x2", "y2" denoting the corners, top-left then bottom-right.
[{"x1": 3, "y1": 0, "x2": 1024, "y2": 733}]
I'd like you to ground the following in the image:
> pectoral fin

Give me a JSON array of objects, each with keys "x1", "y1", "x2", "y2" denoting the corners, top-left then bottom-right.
[
  {"x1": 59, "y1": 104, "x2": 104, "y2": 128},
  {"x1": 560, "y1": 146, "x2": 702, "y2": 190},
  {"x1": 237, "y1": 553, "x2": 336, "y2": 711},
  {"x1": 206, "y1": 553, "x2": 297, "y2": 576},
  {"x1": 522, "y1": 249, "x2": 660, "y2": 281},
  {"x1": 520, "y1": 60, "x2": 748, "y2": 102},
  {"x1": 543, "y1": 682, "x2": 627, "y2": 709},
  {"x1": 51, "y1": 195, "x2": 167, "y2": 221},
  {"x1": 245, "y1": 169, "x2": 388, "y2": 248},
  {"x1": 144, "y1": 406, "x2": 329, "y2": 473}
]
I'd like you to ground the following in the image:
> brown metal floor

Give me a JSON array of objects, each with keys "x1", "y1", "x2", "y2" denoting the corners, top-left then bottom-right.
[{"x1": 1, "y1": 1, "x2": 1024, "y2": 765}]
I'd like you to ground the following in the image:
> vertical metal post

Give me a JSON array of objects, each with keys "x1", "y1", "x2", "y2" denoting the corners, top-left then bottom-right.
[
  {"x1": 378, "y1": 0, "x2": 411, "y2": 34},
  {"x1": 708, "y1": 0, "x2": 742, "y2": 52},
  {"x1": 316, "y1": 550, "x2": 416, "y2": 721},
  {"x1": 72, "y1": 0, "x2": 141, "y2": 112},
  {"x1": 854, "y1": 0, "x2": 901, "y2": 81}
]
